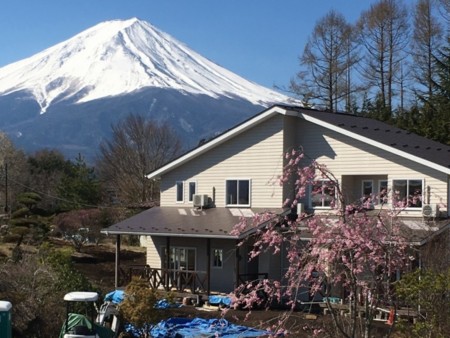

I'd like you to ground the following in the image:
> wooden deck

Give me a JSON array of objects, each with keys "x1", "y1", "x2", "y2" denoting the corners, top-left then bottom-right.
[{"x1": 119, "y1": 264, "x2": 208, "y2": 293}]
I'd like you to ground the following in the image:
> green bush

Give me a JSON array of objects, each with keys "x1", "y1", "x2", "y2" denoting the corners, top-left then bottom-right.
[
  {"x1": 119, "y1": 277, "x2": 162, "y2": 337},
  {"x1": 44, "y1": 246, "x2": 93, "y2": 292},
  {"x1": 396, "y1": 268, "x2": 450, "y2": 338}
]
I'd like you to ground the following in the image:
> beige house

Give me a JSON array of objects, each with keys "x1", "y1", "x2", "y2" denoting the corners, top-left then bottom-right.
[{"x1": 104, "y1": 104, "x2": 450, "y2": 294}]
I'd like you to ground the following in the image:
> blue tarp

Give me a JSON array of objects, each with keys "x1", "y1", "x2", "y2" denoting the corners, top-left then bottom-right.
[
  {"x1": 103, "y1": 291, "x2": 181, "y2": 309},
  {"x1": 208, "y1": 295, "x2": 232, "y2": 307},
  {"x1": 104, "y1": 290, "x2": 125, "y2": 304},
  {"x1": 149, "y1": 317, "x2": 269, "y2": 337},
  {"x1": 154, "y1": 299, "x2": 183, "y2": 309}
]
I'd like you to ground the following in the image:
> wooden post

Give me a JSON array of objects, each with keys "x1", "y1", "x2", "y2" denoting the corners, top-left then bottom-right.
[
  {"x1": 114, "y1": 235, "x2": 121, "y2": 289},
  {"x1": 207, "y1": 238, "x2": 211, "y2": 296},
  {"x1": 165, "y1": 237, "x2": 171, "y2": 290},
  {"x1": 235, "y1": 241, "x2": 240, "y2": 288}
]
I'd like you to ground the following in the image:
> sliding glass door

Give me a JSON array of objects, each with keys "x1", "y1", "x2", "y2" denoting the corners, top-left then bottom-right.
[{"x1": 162, "y1": 247, "x2": 196, "y2": 271}]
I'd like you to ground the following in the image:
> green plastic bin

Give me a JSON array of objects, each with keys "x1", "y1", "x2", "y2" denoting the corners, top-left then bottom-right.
[{"x1": 0, "y1": 301, "x2": 12, "y2": 338}]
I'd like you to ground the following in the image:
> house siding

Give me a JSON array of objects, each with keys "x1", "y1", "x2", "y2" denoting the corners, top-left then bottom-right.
[
  {"x1": 141, "y1": 236, "x2": 161, "y2": 269},
  {"x1": 210, "y1": 239, "x2": 239, "y2": 293},
  {"x1": 160, "y1": 115, "x2": 286, "y2": 208},
  {"x1": 295, "y1": 120, "x2": 448, "y2": 211},
  {"x1": 142, "y1": 236, "x2": 238, "y2": 293}
]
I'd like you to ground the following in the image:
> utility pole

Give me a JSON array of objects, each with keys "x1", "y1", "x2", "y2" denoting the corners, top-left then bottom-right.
[{"x1": 3, "y1": 163, "x2": 8, "y2": 217}]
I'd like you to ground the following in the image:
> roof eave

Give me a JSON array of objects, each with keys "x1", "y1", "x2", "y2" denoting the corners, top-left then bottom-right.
[
  {"x1": 145, "y1": 105, "x2": 289, "y2": 179},
  {"x1": 295, "y1": 111, "x2": 450, "y2": 175},
  {"x1": 417, "y1": 221, "x2": 450, "y2": 246},
  {"x1": 101, "y1": 229, "x2": 238, "y2": 239}
]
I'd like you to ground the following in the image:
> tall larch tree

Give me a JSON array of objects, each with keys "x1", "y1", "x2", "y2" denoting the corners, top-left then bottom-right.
[
  {"x1": 357, "y1": 0, "x2": 409, "y2": 120},
  {"x1": 290, "y1": 10, "x2": 359, "y2": 112},
  {"x1": 412, "y1": 0, "x2": 443, "y2": 100}
]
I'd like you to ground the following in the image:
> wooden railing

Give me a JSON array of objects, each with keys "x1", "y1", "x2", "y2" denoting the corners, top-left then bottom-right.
[
  {"x1": 119, "y1": 265, "x2": 208, "y2": 293},
  {"x1": 238, "y1": 272, "x2": 268, "y2": 285}
]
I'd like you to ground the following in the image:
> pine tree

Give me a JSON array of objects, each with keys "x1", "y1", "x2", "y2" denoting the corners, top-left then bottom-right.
[{"x1": 416, "y1": 39, "x2": 450, "y2": 145}]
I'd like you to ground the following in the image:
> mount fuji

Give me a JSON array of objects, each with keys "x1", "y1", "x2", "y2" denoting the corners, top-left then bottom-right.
[{"x1": 0, "y1": 18, "x2": 294, "y2": 160}]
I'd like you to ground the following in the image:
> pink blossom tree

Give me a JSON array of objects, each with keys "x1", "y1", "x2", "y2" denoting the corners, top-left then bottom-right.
[{"x1": 231, "y1": 148, "x2": 410, "y2": 338}]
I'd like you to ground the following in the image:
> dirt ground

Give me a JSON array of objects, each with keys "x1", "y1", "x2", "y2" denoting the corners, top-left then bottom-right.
[{"x1": 72, "y1": 242, "x2": 146, "y2": 294}]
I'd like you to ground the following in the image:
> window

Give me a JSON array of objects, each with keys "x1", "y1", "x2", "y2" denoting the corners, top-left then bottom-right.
[
  {"x1": 176, "y1": 181, "x2": 184, "y2": 202},
  {"x1": 212, "y1": 249, "x2": 223, "y2": 268},
  {"x1": 226, "y1": 179, "x2": 250, "y2": 206},
  {"x1": 310, "y1": 180, "x2": 335, "y2": 208},
  {"x1": 378, "y1": 180, "x2": 388, "y2": 204},
  {"x1": 392, "y1": 179, "x2": 423, "y2": 208},
  {"x1": 361, "y1": 180, "x2": 373, "y2": 201},
  {"x1": 188, "y1": 181, "x2": 197, "y2": 202},
  {"x1": 162, "y1": 247, "x2": 196, "y2": 271}
]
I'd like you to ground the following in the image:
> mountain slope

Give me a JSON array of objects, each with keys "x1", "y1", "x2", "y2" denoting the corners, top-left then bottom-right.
[{"x1": 0, "y1": 18, "x2": 295, "y2": 160}]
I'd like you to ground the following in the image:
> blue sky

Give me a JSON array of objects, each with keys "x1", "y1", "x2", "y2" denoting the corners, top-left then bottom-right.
[{"x1": 0, "y1": 0, "x2": 380, "y2": 91}]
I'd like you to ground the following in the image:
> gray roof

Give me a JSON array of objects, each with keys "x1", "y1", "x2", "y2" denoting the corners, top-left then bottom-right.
[
  {"x1": 398, "y1": 218, "x2": 450, "y2": 245},
  {"x1": 103, "y1": 206, "x2": 448, "y2": 246},
  {"x1": 102, "y1": 207, "x2": 285, "y2": 239},
  {"x1": 146, "y1": 104, "x2": 450, "y2": 179}
]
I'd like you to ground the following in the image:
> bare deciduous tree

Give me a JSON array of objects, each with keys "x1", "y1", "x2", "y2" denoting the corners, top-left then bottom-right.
[
  {"x1": 437, "y1": 0, "x2": 450, "y2": 26},
  {"x1": 0, "y1": 253, "x2": 65, "y2": 337},
  {"x1": 357, "y1": 0, "x2": 409, "y2": 118},
  {"x1": 97, "y1": 114, "x2": 182, "y2": 205},
  {"x1": 291, "y1": 10, "x2": 359, "y2": 112},
  {"x1": 412, "y1": 0, "x2": 443, "y2": 100},
  {"x1": 0, "y1": 132, "x2": 28, "y2": 213}
]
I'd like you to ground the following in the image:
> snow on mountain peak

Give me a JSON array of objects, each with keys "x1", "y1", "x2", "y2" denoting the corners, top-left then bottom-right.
[{"x1": 0, "y1": 18, "x2": 292, "y2": 114}]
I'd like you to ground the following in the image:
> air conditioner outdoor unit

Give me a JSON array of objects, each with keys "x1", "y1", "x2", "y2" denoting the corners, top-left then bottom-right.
[
  {"x1": 193, "y1": 194, "x2": 208, "y2": 208},
  {"x1": 422, "y1": 204, "x2": 439, "y2": 217}
]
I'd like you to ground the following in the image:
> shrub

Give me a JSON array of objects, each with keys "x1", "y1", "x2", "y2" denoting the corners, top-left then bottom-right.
[
  {"x1": 396, "y1": 268, "x2": 450, "y2": 338},
  {"x1": 119, "y1": 277, "x2": 162, "y2": 337},
  {"x1": 0, "y1": 252, "x2": 65, "y2": 337}
]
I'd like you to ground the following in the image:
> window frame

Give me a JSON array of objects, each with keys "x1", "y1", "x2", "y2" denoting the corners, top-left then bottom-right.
[
  {"x1": 176, "y1": 181, "x2": 184, "y2": 203},
  {"x1": 361, "y1": 180, "x2": 374, "y2": 201},
  {"x1": 309, "y1": 179, "x2": 336, "y2": 209},
  {"x1": 378, "y1": 179, "x2": 388, "y2": 205},
  {"x1": 225, "y1": 178, "x2": 251, "y2": 207},
  {"x1": 391, "y1": 179, "x2": 423, "y2": 209},
  {"x1": 212, "y1": 248, "x2": 223, "y2": 269},
  {"x1": 188, "y1": 181, "x2": 197, "y2": 202},
  {"x1": 162, "y1": 246, "x2": 197, "y2": 271}
]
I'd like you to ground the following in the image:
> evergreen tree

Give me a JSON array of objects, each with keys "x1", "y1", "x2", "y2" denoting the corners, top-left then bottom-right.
[
  {"x1": 416, "y1": 39, "x2": 450, "y2": 145},
  {"x1": 58, "y1": 154, "x2": 101, "y2": 210}
]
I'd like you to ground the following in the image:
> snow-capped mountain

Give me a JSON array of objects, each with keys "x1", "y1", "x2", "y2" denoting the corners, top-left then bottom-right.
[{"x1": 0, "y1": 18, "x2": 294, "y2": 160}]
